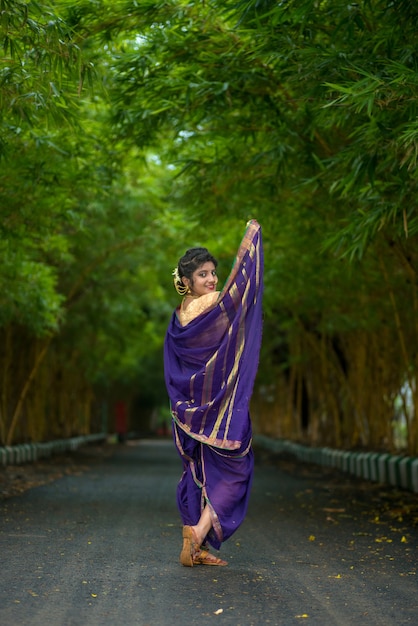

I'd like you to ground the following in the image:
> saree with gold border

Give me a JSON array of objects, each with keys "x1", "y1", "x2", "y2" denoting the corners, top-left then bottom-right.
[{"x1": 164, "y1": 220, "x2": 263, "y2": 549}]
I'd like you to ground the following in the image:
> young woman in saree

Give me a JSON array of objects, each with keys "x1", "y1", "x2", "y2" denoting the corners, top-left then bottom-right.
[{"x1": 164, "y1": 220, "x2": 263, "y2": 567}]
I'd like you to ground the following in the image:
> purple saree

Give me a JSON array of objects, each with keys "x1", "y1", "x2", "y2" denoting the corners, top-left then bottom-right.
[{"x1": 164, "y1": 220, "x2": 263, "y2": 550}]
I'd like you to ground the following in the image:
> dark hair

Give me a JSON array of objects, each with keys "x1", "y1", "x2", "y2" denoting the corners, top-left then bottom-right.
[{"x1": 178, "y1": 247, "x2": 218, "y2": 281}]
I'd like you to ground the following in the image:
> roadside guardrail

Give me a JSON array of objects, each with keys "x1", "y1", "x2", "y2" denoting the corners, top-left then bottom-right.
[
  {"x1": 253, "y1": 435, "x2": 418, "y2": 494},
  {"x1": 0, "y1": 433, "x2": 107, "y2": 467}
]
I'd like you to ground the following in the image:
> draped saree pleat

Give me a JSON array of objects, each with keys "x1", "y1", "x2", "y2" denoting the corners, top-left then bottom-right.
[{"x1": 164, "y1": 221, "x2": 263, "y2": 550}]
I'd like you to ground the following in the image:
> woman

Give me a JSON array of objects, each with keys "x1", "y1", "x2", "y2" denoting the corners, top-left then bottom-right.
[{"x1": 164, "y1": 220, "x2": 263, "y2": 567}]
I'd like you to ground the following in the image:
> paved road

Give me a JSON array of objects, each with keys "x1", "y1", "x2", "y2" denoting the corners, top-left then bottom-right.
[{"x1": 0, "y1": 440, "x2": 417, "y2": 626}]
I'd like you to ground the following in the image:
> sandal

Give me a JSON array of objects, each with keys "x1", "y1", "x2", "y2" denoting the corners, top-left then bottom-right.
[
  {"x1": 193, "y1": 548, "x2": 228, "y2": 566},
  {"x1": 180, "y1": 525, "x2": 198, "y2": 567}
]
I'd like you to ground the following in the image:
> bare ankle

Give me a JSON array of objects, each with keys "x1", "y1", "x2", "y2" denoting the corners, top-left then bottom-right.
[{"x1": 191, "y1": 525, "x2": 202, "y2": 545}]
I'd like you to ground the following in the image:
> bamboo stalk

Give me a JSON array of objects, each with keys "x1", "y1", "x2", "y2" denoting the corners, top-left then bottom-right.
[
  {"x1": 378, "y1": 251, "x2": 416, "y2": 454},
  {"x1": 6, "y1": 337, "x2": 52, "y2": 446},
  {"x1": 297, "y1": 317, "x2": 364, "y2": 444},
  {"x1": 0, "y1": 326, "x2": 12, "y2": 444}
]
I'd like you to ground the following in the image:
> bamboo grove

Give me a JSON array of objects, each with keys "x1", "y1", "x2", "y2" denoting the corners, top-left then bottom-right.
[{"x1": 0, "y1": 0, "x2": 417, "y2": 454}]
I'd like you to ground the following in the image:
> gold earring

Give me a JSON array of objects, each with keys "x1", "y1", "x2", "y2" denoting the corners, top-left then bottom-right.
[
  {"x1": 174, "y1": 281, "x2": 189, "y2": 296},
  {"x1": 172, "y1": 267, "x2": 189, "y2": 296}
]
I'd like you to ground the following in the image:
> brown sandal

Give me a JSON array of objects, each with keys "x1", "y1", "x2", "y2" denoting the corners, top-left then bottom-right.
[
  {"x1": 180, "y1": 525, "x2": 198, "y2": 567},
  {"x1": 193, "y1": 548, "x2": 228, "y2": 566}
]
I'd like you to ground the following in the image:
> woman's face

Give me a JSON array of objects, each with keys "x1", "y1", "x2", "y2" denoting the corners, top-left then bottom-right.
[{"x1": 184, "y1": 262, "x2": 218, "y2": 297}]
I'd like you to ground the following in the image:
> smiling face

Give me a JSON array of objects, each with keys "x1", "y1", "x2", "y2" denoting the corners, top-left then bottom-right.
[{"x1": 183, "y1": 261, "x2": 218, "y2": 297}]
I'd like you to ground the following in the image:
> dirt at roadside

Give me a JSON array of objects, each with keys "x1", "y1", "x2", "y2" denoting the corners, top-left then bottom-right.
[
  {"x1": 0, "y1": 444, "x2": 113, "y2": 500},
  {"x1": 254, "y1": 445, "x2": 418, "y2": 530}
]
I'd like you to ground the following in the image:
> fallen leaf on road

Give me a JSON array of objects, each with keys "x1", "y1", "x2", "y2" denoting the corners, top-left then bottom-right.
[{"x1": 214, "y1": 608, "x2": 223, "y2": 615}]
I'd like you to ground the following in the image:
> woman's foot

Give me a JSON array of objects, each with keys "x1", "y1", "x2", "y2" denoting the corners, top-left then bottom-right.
[
  {"x1": 193, "y1": 547, "x2": 228, "y2": 566},
  {"x1": 180, "y1": 525, "x2": 198, "y2": 567},
  {"x1": 180, "y1": 526, "x2": 227, "y2": 567}
]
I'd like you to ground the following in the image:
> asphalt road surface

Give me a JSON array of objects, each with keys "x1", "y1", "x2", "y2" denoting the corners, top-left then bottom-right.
[{"x1": 0, "y1": 439, "x2": 417, "y2": 626}]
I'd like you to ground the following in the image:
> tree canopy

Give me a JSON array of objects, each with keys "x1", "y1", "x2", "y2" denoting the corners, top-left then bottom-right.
[{"x1": 1, "y1": 0, "x2": 417, "y2": 453}]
